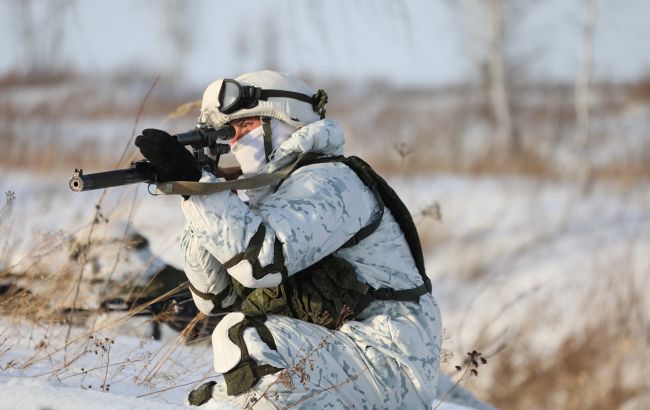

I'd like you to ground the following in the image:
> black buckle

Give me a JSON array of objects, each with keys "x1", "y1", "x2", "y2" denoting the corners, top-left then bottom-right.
[
  {"x1": 239, "y1": 86, "x2": 261, "y2": 110},
  {"x1": 424, "y1": 277, "x2": 432, "y2": 293},
  {"x1": 241, "y1": 86, "x2": 262, "y2": 100}
]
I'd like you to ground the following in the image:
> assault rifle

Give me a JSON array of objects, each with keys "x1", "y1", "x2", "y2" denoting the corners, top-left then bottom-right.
[{"x1": 69, "y1": 124, "x2": 234, "y2": 192}]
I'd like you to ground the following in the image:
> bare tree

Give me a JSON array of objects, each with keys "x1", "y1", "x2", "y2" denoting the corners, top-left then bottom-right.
[
  {"x1": 16, "y1": 0, "x2": 36, "y2": 72},
  {"x1": 575, "y1": 0, "x2": 596, "y2": 154},
  {"x1": 11, "y1": 0, "x2": 75, "y2": 75},
  {"x1": 262, "y1": 15, "x2": 280, "y2": 71},
  {"x1": 455, "y1": 0, "x2": 524, "y2": 154},
  {"x1": 162, "y1": 0, "x2": 190, "y2": 78},
  {"x1": 486, "y1": 0, "x2": 516, "y2": 153}
]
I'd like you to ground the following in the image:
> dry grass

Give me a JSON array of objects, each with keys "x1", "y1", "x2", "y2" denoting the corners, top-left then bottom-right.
[
  {"x1": 0, "y1": 71, "x2": 199, "y2": 173},
  {"x1": 469, "y1": 262, "x2": 649, "y2": 410},
  {"x1": 0, "y1": 215, "x2": 209, "y2": 396},
  {"x1": 0, "y1": 81, "x2": 217, "y2": 398}
]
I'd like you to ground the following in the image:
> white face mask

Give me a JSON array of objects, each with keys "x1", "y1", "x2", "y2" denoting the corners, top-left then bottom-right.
[{"x1": 230, "y1": 119, "x2": 297, "y2": 176}]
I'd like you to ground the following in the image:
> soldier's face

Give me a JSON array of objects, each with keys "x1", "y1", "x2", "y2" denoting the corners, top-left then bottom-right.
[{"x1": 228, "y1": 117, "x2": 262, "y2": 145}]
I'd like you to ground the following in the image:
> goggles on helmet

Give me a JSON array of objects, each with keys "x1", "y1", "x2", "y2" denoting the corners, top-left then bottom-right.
[{"x1": 218, "y1": 78, "x2": 322, "y2": 116}]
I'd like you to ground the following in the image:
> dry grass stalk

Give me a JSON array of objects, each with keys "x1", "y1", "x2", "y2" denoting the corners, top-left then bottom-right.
[{"x1": 434, "y1": 350, "x2": 488, "y2": 410}]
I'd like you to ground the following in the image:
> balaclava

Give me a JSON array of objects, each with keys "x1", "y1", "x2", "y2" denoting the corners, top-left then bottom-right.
[{"x1": 229, "y1": 118, "x2": 298, "y2": 176}]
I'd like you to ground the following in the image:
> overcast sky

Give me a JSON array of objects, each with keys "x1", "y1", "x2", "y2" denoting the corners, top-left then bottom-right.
[{"x1": 1, "y1": 0, "x2": 649, "y2": 86}]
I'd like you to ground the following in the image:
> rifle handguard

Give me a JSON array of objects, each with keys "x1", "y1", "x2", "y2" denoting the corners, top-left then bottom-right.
[{"x1": 69, "y1": 161, "x2": 157, "y2": 192}]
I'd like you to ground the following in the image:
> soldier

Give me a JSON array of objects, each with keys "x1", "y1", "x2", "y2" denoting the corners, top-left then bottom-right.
[{"x1": 135, "y1": 70, "x2": 442, "y2": 408}]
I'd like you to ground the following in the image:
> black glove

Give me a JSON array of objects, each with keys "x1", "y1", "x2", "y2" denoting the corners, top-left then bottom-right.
[{"x1": 135, "y1": 128, "x2": 201, "y2": 183}]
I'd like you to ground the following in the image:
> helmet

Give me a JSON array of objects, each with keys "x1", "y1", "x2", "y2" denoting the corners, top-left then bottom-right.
[{"x1": 198, "y1": 70, "x2": 327, "y2": 129}]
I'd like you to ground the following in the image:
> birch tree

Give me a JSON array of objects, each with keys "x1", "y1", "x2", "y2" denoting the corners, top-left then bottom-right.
[
  {"x1": 487, "y1": 0, "x2": 516, "y2": 153},
  {"x1": 575, "y1": 0, "x2": 596, "y2": 154}
]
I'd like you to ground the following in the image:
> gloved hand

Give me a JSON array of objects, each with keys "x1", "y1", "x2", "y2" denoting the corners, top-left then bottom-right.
[{"x1": 135, "y1": 128, "x2": 202, "y2": 183}]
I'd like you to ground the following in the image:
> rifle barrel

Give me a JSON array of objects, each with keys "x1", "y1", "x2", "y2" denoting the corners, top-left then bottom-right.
[{"x1": 69, "y1": 161, "x2": 156, "y2": 192}]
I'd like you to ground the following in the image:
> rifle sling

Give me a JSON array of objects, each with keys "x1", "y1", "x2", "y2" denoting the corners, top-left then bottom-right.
[{"x1": 155, "y1": 153, "x2": 320, "y2": 196}]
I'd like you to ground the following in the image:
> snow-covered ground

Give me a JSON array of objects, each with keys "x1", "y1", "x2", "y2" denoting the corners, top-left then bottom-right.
[
  {"x1": 0, "y1": 376, "x2": 481, "y2": 410},
  {"x1": 2, "y1": 165, "x2": 649, "y2": 408},
  {"x1": 0, "y1": 318, "x2": 480, "y2": 410},
  {"x1": 0, "y1": 315, "x2": 235, "y2": 410},
  {"x1": 0, "y1": 168, "x2": 500, "y2": 409},
  {"x1": 396, "y1": 174, "x2": 650, "y2": 353}
]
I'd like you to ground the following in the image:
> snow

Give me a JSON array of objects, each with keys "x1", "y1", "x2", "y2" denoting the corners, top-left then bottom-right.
[
  {"x1": 0, "y1": 376, "x2": 477, "y2": 410},
  {"x1": 3, "y1": 165, "x2": 647, "y2": 407},
  {"x1": 0, "y1": 375, "x2": 479, "y2": 410},
  {"x1": 0, "y1": 316, "x2": 482, "y2": 409},
  {"x1": 391, "y1": 173, "x2": 650, "y2": 356},
  {"x1": 0, "y1": 376, "x2": 192, "y2": 410},
  {"x1": 0, "y1": 169, "x2": 497, "y2": 409}
]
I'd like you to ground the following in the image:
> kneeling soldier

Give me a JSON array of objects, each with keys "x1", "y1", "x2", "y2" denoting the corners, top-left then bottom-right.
[{"x1": 136, "y1": 70, "x2": 442, "y2": 408}]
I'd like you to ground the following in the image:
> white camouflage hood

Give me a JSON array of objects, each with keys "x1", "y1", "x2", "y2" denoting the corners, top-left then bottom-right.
[
  {"x1": 241, "y1": 118, "x2": 345, "y2": 204},
  {"x1": 262, "y1": 118, "x2": 345, "y2": 173}
]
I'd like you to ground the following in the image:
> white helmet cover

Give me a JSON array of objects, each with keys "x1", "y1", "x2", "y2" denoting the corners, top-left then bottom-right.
[{"x1": 199, "y1": 70, "x2": 323, "y2": 129}]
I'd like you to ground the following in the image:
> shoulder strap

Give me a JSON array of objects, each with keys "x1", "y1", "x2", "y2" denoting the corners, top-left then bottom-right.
[
  {"x1": 275, "y1": 154, "x2": 385, "y2": 248},
  {"x1": 344, "y1": 157, "x2": 428, "y2": 283},
  {"x1": 286, "y1": 155, "x2": 431, "y2": 294},
  {"x1": 166, "y1": 153, "x2": 432, "y2": 304}
]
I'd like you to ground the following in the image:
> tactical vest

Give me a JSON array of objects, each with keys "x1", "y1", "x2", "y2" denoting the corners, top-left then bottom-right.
[{"x1": 233, "y1": 154, "x2": 431, "y2": 329}]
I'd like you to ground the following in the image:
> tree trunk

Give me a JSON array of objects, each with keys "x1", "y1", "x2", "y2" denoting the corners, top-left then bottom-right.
[
  {"x1": 575, "y1": 0, "x2": 596, "y2": 154},
  {"x1": 487, "y1": 0, "x2": 516, "y2": 154}
]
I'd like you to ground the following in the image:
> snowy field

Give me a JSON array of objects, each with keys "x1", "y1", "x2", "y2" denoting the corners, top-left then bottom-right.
[
  {"x1": 0, "y1": 168, "x2": 499, "y2": 410},
  {"x1": 1, "y1": 77, "x2": 649, "y2": 409},
  {"x1": 1, "y1": 164, "x2": 649, "y2": 409}
]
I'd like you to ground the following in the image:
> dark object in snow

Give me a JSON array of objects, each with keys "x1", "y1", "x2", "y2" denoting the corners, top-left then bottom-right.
[
  {"x1": 0, "y1": 283, "x2": 22, "y2": 296},
  {"x1": 188, "y1": 381, "x2": 217, "y2": 406},
  {"x1": 97, "y1": 263, "x2": 223, "y2": 341},
  {"x1": 55, "y1": 263, "x2": 222, "y2": 342}
]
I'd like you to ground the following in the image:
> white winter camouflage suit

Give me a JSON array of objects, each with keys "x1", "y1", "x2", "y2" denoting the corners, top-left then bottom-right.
[{"x1": 180, "y1": 118, "x2": 442, "y2": 408}]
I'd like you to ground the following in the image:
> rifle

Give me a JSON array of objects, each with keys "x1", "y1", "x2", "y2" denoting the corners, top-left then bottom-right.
[{"x1": 69, "y1": 124, "x2": 234, "y2": 192}]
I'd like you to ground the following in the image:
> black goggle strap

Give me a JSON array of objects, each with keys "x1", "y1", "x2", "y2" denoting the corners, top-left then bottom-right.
[
  {"x1": 261, "y1": 117, "x2": 273, "y2": 162},
  {"x1": 255, "y1": 89, "x2": 314, "y2": 104},
  {"x1": 242, "y1": 87, "x2": 328, "y2": 119}
]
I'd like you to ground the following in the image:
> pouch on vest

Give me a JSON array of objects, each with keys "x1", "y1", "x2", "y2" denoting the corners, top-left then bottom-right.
[{"x1": 235, "y1": 255, "x2": 373, "y2": 330}]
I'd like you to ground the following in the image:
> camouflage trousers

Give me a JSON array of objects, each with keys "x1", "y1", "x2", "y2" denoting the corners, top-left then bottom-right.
[{"x1": 207, "y1": 314, "x2": 433, "y2": 409}]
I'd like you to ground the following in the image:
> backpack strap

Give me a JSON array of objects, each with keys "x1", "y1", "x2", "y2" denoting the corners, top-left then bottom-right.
[
  {"x1": 371, "y1": 280, "x2": 432, "y2": 303},
  {"x1": 277, "y1": 155, "x2": 385, "y2": 249},
  {"x1": 176, "y1": 152, "x2": 432, "y2": 310},
  {"x1": 284, "y1": 154, "x2": 432, "y2": 300}
]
